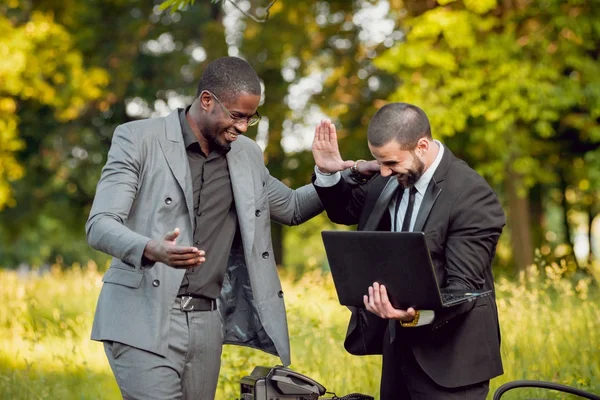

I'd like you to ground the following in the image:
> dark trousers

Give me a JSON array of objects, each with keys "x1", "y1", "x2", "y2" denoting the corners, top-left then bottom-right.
[{"x1": 380, "y1": 325, "x2": 489, "y2": 400}]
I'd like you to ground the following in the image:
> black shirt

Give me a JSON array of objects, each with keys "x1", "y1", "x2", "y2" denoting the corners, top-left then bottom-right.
[{"x1": 177, "y1": 108, "x2": 238, "y2": 299}]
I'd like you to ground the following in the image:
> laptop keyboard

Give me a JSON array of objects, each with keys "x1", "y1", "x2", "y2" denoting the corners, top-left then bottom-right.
[{"x1": 441, "y1": 292, "x2": 472, "y2": 303}]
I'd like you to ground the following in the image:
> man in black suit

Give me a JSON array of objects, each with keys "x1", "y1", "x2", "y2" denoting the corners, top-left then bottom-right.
[{"x1": 311, "y1": 103, "x2": 506, "y2": 399}]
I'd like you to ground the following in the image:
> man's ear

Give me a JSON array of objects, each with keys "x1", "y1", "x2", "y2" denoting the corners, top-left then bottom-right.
[
  {"x1": 199, "y1": 91, "x2": 212, "y2": 111},
  {"x1": 416, "y1": 137, "x2": 429, "y2": 155}
]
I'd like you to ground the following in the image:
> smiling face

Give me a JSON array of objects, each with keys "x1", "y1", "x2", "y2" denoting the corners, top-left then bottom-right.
[
  {"x1": 368, "y1": 139, "x2": 427, "y2": 188},
  {"x1": 196, "y1": 91, "x2": 261, "y2": 153}
]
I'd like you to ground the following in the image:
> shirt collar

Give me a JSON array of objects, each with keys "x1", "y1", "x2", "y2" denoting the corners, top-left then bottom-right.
[
  {"x1": 179, "y1": 107, "x2": 198, "y2": 150},
  {"x1": 414, "y1": 140, "x2": 444, "y2": 194}
]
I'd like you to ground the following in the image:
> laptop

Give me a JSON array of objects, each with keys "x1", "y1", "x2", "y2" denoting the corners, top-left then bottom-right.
[{"x1": 321, "y1": 231, "x2": 491, "y2": 310}]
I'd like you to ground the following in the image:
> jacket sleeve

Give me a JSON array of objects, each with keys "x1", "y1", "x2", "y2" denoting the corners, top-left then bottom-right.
[
  {"x1": 434, "y1": 181, "x2": 505, "y2": 326},
  {"x1": 311, "y1": 170, "x2": 370, "y2": 226},
  {"x1": 85, "y1": 124, "x2": 151, "y2": 269},
  {"x1": 343, "y1": 306, "x2": 388, "y2": 356},
  {"x1": 265, "y1": 168, "x2": 324, "y2": 226}
]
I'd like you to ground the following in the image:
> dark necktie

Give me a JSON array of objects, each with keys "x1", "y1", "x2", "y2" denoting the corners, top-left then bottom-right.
[
  {"x1": 393, "y1": 186, "x2": 418, "y2": 232},
  {"x1": 390, "y1": 185, "x2": 417, "y2": 343},
  {"x1": 401, "y1": 186, "x2": 417, "y2": 232}
]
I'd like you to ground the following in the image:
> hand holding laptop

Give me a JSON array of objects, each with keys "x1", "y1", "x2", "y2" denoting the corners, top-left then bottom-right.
[
  {"x1": 321, "y1": 231, "x2": 491, "y2": 312},
  {"x1": 364, "y1": 282, "x2": 417, "y2": 323}
]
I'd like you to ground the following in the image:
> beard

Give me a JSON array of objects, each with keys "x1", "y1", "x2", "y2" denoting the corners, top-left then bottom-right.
[
  {"x1": 202, "y1": 126, "x2": 231, "y2": 154},
  {"x1": 396, "y1": 152, "x2": 425, "y2": 188}
]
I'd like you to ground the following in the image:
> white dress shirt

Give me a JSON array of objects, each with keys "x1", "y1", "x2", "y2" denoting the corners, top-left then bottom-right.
[{"x1": 390, "y1": 141, "x2": 444, "y2": 232}]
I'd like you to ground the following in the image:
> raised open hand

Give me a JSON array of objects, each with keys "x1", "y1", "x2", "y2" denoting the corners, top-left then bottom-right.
[{"x1": 311, "y1": 119, "x2": 355, "y2": 173}]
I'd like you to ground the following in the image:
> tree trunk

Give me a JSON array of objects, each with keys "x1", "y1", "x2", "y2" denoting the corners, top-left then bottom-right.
[
  {"x1": 587, "y1": 204, "x2": 596, "y2": 265},
  {"x1": 505, "y1": 170, "x2": 534, "y2": 271},
  {"x1": 529, "y1": 183, "x2": 545, "y2": 251}
]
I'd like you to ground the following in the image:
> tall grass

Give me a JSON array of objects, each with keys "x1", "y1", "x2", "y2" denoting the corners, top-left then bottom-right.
[{"x1": 0, "y1": 262, "x2": 598, "y2": 399}]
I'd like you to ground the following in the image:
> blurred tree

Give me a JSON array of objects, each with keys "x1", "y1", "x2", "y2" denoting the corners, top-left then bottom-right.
[
  {"x1": 0, "y1": 0, "x2": 227, "y2": 267},
  {"x1": 0, "y1": 5, "x2": 108, "y2": 212},
  {"x1": 4, "y1": 0, "x2": 597, "y2": 273},
  {"x1": 375, "y1": 0, "x2": 600, "y2": 272}
]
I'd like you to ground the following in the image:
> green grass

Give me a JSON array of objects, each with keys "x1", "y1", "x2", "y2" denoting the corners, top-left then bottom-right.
[{"x1": 0, "y1": 262, "x2": 599, "y2": 399}]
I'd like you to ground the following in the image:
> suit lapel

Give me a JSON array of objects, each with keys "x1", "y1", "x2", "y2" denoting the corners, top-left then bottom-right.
[
  {"x1": 412, "y1": 146, "x2": 454, "y2": 232},
  {"x1": 158, "y1": 110, "x2": 194, "y2": 229},
  {"x1": 363, "y1": 178, "x2": 399, "y2": 231},
  {"x1": 226, "y1": 145, "x2": 255, "y2": 255},
  {"x1": 413, "y1": 179, "x2": 442, "y2": 232}
]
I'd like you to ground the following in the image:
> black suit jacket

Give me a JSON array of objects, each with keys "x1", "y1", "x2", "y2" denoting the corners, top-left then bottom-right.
[{"x1": 314, "y1": 147, "x2": 506, "y2": 388}]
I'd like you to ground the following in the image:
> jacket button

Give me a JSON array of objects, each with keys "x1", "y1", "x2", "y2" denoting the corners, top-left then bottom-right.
[
  {"x1": 165, "y1": 197, "x2": 172, "y2": 205},
  {"x1": 152, "y1": 279, "x2": 160, "y2": 287},
  {"x1": 255, "y1": 210, "x2": 261, "y2": 217},
  {"x1": 278, "y1": 290, "x2": 284, "y2": 298},
  {"x1": 262, "y1": 252, "x2": 269, "y2": 259}
]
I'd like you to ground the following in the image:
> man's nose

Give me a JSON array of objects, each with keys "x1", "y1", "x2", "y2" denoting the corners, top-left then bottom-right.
[
  {"x1": 380, "y1": 166, "x2": 392, "y2": 177},
  {"x1": 234, "y1": 121, "x2": 249, "y2": 133}
]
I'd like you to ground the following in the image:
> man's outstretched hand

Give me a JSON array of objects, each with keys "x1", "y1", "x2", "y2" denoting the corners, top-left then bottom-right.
[
  {"x1": 312, "y1": 119, "x2": 355, "y2": 173},
  {"x1": 143, "y1": 228, "x2": 205, "y2": 269}
]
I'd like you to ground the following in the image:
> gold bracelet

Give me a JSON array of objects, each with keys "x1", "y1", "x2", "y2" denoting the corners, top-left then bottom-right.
[{"x1": 400, "y1": 310, "x2": 420, "y2": 328}]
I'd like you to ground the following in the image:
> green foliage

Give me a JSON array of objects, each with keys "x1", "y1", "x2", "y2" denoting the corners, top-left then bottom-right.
[
  {"x1": 283, "y1": 213, "x2": 352, "y2": 276},
  {"x1": 159, "y1": 0, "x2": 197, "y2": 12},
  {"x1": 376, "y1": 0, "x2": 600, "y2": 189},
  {"x1": 160, "y1": 0, "x2": 241, "y2": 14},
  {"x1": 159, "y1": 0, "x2": 209, "y2": 13},
  {"x1": 370, "y1": 0, "x2": 600, "y2": 271},
  {"x1": 0, "y1": 7, "x2": 108, "y2": 211},
  {"x1": 0, "y1": 0, "x2": 225, "y2": 267},
  {"x1": 0, "y1": 0, "x2": 597, "y2": 274},
  {"x1": 1, "y1": 265, "x2": 599, "y2": 398}
]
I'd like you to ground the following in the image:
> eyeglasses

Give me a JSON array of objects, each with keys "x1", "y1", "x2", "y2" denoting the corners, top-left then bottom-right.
[{"x1": 205, "y1": 90, "x2": 261, "y2": 127}]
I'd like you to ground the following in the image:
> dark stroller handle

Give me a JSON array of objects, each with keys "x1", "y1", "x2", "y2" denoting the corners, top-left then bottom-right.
[{"x1": 493, "y1": 380, "x2": 600, "y2": 400}]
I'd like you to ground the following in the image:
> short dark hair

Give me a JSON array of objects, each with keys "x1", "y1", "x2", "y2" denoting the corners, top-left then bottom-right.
[
  {"x1": 367, "y1": 103, "x2": 432, "y2": 149},
  {"x1": 196, "y1": 57, "x2": 261, "y2": 102}
]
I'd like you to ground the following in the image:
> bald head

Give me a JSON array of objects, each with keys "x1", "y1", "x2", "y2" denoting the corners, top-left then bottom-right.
[{"x1": 367, "y1": 103, "x2": 432, "y2": 150}]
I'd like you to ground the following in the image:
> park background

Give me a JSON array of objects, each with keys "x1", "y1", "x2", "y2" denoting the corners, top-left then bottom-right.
[{"x1": 0, "y1": 0, "x2": 599, "y2": 398}]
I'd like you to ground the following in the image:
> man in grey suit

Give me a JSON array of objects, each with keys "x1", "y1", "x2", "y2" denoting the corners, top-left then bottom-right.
[{"x1": 86, "y1": 57, "x2": 322, "y2": 400}]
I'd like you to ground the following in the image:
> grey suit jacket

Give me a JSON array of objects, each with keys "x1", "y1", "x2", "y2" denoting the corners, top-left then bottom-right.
[{"x1": 86, "y1": 110, "x2": 322, "y2": 366}]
